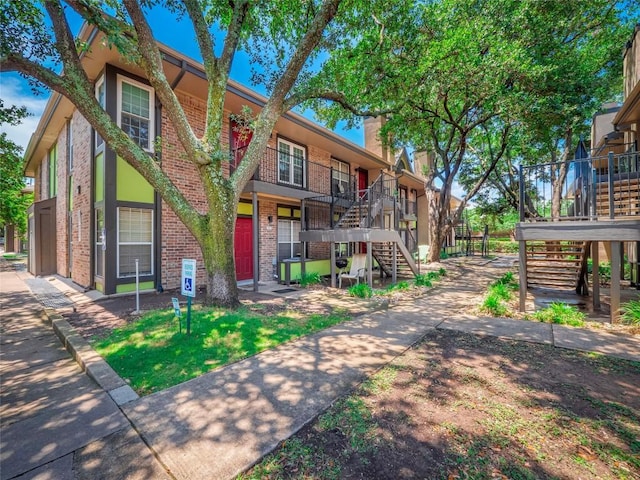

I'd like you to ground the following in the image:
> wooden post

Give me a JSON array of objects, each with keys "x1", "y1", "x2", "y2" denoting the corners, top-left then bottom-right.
[
  {"x1": 592, "y1": 241, "x2": 600, "y2": 310},
  {"x1": 610, "y1": 241, "x2": 621, "y2": 323},
  {"x1": 518, "y1": 240, "x2": 527, "y2": 312}
]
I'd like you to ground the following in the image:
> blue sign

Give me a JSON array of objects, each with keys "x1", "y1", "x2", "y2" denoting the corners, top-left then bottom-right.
[{"x1": 181, "y1": 259, "x2": 197, "y2": 298}]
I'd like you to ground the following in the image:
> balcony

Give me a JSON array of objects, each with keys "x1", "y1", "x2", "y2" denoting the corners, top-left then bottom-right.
[
  {"x1": 518, "y1": 150, "x2": 640, "y2": 222},
  {"x1": 233, "y1": 146, "x2": 355, "y2": 198}
]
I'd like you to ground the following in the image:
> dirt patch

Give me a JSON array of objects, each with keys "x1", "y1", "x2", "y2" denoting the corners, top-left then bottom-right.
[{"x1": 244, "y1": 330, "x2": 640, "y2": 480}]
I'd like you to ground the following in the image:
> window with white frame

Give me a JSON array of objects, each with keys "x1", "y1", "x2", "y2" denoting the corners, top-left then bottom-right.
[
  {"x1": 117, "y1": 76, "x2": 154, "y2": 151},
  {"x1": 277, "y1": 138, "x2": 305, "y2": 187},
  {"x1": 331, "y1": 158, "x2": 350, "y2": 195},
  {"x1": 95, "y1": 76, "x2": 105, "y2": 150},
  {"x1": 117, "y1": 207, "x2": 153, "y2": 277},
  {"x1": 277, "y1": 219, "x2": 302, "y2": 260}
]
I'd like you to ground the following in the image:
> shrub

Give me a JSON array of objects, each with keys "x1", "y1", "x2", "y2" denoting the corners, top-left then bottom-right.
[
  {"x1": 531, "y1": 302, "x2": 585, "y2": 327},
  {"x1": 440, "y1": 251, "x2": 450, "y2": 260},
  {"x1": 481, "y1": 293, "x2": 508, "y2": 316},
  {"x1": 620, "y1": 300, "x2": 640, "y2": 325},
  {"x1": 348, "y1": 283, "x2": 373, "y2": 298},
  {"x1": 414, "y1": 274, "x2": 433, "y2": 287},
  {"x1": 491, "y1": 283, "x2": 512, "y2": 301},
  {"x1": 438, "y1": 267, "x2": 446, "y2": 276},
  {"x1": 299, "y1": 271, "x2": 321, "y2": 288}
]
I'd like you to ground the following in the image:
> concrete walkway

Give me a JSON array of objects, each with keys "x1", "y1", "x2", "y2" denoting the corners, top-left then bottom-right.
[
  {"x1": 4, "y1": 256, "x2": 639, "y2": 480},
  {"x1": 0, "y1": 260, "x2": 170, "y2": 480}
]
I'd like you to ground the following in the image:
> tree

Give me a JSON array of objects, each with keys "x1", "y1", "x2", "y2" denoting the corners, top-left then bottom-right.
[
  {"x1": 308, "y1": 0, "x2": 531, "y2": 262},
  {"x1": 310, "y1": 0, "x2": 636, "y2": 261},
  {"x1": 1, "y1": 0, "x2": 366, "y2": 306},
  {"x1": 0, "y1": 100, "x2": 32, "y2": 242},
  {"x1": 459, "y1": 0, "x2": 637, "y2": 221}
]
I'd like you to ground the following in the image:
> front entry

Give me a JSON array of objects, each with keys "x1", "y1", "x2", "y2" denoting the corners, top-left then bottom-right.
[{"x1": 234, "y1": 217, "x2": 253, "y2": 281}]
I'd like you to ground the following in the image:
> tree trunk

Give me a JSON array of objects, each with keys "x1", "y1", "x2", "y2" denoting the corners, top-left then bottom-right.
[{"x1": 426, "y1": 187, "x2": 451, "y2": 263}]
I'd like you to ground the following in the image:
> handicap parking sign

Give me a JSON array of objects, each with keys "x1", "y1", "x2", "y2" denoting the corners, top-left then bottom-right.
[{"x1": 181, "y1": 259, "x2": 197, "y2": 297}]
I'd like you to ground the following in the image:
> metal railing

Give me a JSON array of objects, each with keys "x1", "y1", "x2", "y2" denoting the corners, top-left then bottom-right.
[
  {"x1": 232, "y1": 146, "x2": 355, "y2": 197},
  {"x1": 519, "y1": 150, "x2": 640, "y2": 222}
]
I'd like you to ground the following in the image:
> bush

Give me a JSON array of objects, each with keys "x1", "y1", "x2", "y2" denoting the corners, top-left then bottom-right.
[
  {"x1": 620, "y1": 300, "x2": 640, "y2": 325},
  {"x1": 299, "y1": 271, "x2": 321, "y2": 288},
  {"x1": 348, "y1": 283, "x2": 373, "y2": 298},
  {"x1": 531, "y1": 302, "x2": 585, "y2": 327},
  {"x1": 414, "y1": 274, "x2": 433, "y2": 287},
  {"x1": 438, "y1": 267, "x2": 446, "y2": 276},
  {"x1": 481, "y1": 293, "x2": 508, "y2": 316}
]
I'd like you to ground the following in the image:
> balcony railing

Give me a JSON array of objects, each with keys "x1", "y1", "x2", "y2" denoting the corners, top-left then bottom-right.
[
  {"x1": 232, "y1": 146, "x2": 356, "y2": 197},
  {"x1": 304, "y1": 172, "x2": 400, "y2": 230},
  {"x1": 519, "y1": 150, "x2": 640, "y2": 222}
]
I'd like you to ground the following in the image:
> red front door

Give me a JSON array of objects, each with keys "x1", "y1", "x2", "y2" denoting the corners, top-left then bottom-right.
[
  {"x1": 357, "y1": 169, "x2": 368, "y2": 197},
  {"x1": 234, "y1": 217, "x2": 253, "y2": 281}
]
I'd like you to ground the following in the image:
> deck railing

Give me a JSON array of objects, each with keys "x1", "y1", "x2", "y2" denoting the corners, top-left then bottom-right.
[
  {"x1": 232, "y1": 146, "x2": 356, "y2": 197},
  {"x1": 519, "y1": 150, "x2": 640, "y2": 222}
]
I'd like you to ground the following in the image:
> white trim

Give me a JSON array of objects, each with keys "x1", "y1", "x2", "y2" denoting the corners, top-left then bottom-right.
[
  {"x1": 116, "y1": 74, "x2": 155, "y2": 153},
  {"x1": 277, "y1": 138, "x2": 305, "y2": 187},
  {"x1": 94, "y1": 76, "x2": 105, "y2": 150},
  {"x1": 116, "y1": 206, "x2": 154, "y2": 278}
]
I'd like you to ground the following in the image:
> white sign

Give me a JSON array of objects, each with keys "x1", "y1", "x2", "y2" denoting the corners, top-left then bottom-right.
[
  {"x1": 181, "y1": 259, "x2": 197, "y2": 297},
  {"x1": 171, "y1": 297, "x2": 181, "y2": 317}
]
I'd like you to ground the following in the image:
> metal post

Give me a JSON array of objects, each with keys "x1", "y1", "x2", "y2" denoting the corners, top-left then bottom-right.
[
  {"x1": 252, "y1": 192, "x2": 259, "y2": 292},
  {"x1": 300, "y1": 199, "x2": 306, "y2": 279},
  {"x1": 134, "y1": 258, "x2": 140, "y2": 314},
  {"x1": 186, "y1": 296, "x2": 192, "y2": 335},
  {"x1": 608, "y1": 152, "x2": 615, "y2": 219},
  {"x1": 330, "y1": 242, "x2": 336, "y2": 288}
]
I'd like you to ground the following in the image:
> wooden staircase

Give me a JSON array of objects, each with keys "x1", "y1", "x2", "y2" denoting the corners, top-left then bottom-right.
[
  {"x1": 525, "y1": 241, "x2": 590, "y2": 293},
  {"x1": 372, "y1": 242, "x2": 419, "y2": 278},
  {"x1": 595, "y1": 176, "x2": 640, "y2": 218}
]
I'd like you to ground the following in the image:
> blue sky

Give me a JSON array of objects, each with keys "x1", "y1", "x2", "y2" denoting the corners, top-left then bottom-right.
[{"x1": 0, "y1": 6, "x2": 363, "y2": 154}]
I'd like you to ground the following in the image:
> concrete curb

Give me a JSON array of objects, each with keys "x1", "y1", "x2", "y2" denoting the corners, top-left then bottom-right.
[{"x1": 44, "y1": 308, "x2": 139, "y2": 406}]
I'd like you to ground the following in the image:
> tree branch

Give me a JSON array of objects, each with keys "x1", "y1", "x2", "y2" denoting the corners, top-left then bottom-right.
[{"x1": 122, "y1": 0, "x2": 202, "y2": 164}]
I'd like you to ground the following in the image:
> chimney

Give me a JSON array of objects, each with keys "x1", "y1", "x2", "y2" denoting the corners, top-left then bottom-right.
[{"x1": 363, "y1": 116, "x2": 391, "y2": 164}]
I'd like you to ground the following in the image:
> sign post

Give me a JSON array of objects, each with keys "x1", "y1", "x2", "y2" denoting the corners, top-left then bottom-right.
[
  {"x1": 181, "y1": 259, "x2": 196, "y2": 335},
  {"x1": 171, "y1": 297, "x2": 182, "y2": 333}
]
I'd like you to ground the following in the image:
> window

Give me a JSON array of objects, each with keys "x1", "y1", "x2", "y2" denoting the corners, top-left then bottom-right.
[
  {"x1": 117, "y1": 207, "x2": 153, "y2": 277},
  {"x1": 331, "y1": 158, "x2": 350, "y2": 195},
  {"x1": 117, "y1": 76, "x2": 154, "y2": 151},
  {"x1": 95, "y1": 208, "x2": 105, "y2": 278},
  {"x1": 278, "y1": 219, "x2": 302, "y2": 260},
  {"x1": 95, "y1": 76, "x2": 105, "y2": 150},
  {"x1": 277, "y1": 138, "x2": 305, "y2": 187},
  {"x1": 48, "y1": 143, "x2": 57, "y2": 197},
  {"x1": 335, "y1": 242, "x2": 353, "y2": 258}
]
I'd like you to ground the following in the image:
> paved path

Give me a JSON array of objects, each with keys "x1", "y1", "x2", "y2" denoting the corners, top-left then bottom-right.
[
  {"x1": 0, "y1": 260, "x2": 169, "y2": 480},
  {"x1": 3, "y1": 256, "x2": 639, "y2": 480}
]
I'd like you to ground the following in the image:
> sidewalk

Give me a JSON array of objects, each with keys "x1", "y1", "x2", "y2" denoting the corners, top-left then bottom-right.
[
  {"x1": 5, "y1": 255, "x2": 640, "y2": 480},
  {"x1": 0, "y1": 258, "x2": 170, "y2": 480}
]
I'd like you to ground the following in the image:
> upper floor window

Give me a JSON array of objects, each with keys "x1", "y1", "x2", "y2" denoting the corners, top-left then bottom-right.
[
  {"x1": 117, "y1": 75, "x2": 154, "y2": 152},
  {"x1": 95, "y1": 76, "x2": 105, "y2": 150},
  {"x1": 277, "y1": 138, "x2": 305, "y2": 187},
  {"x1": 331, "y1": 158, "x2": 350, "y2": 195},
  {"x1": 67, "y1": 118, "x2": 73, "y2": 171}
]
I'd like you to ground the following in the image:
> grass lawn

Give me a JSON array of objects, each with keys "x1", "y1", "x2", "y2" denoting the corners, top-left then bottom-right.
[
  {"x1": 92, "y1": 306, "x2": 349, "y2": 395},
  {"x1": 242, "y1": 330, "x2": 640, "y2": 480}
]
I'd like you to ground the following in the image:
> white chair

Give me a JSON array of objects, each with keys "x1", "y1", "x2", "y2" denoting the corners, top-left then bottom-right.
[{"x1": 339, "y1": 254, "x2": 367, "y2": 288}]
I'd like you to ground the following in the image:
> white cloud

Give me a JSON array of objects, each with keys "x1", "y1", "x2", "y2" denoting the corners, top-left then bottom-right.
[{"x1": 0, "y1": 75, "x2": 50, "y2": 154}]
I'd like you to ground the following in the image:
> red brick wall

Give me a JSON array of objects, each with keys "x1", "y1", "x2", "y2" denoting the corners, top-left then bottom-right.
[
  {"x1": 70, "y1": 113, "x2": 93, "y2": 288},
  {"x1": 54, "y1": 122, "x2": 69, "y2": 277}
]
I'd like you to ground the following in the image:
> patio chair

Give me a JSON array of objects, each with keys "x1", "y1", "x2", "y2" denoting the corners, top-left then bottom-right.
[{"x1": 339, "y1": 254, "x2": 367, "y2": 288}]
